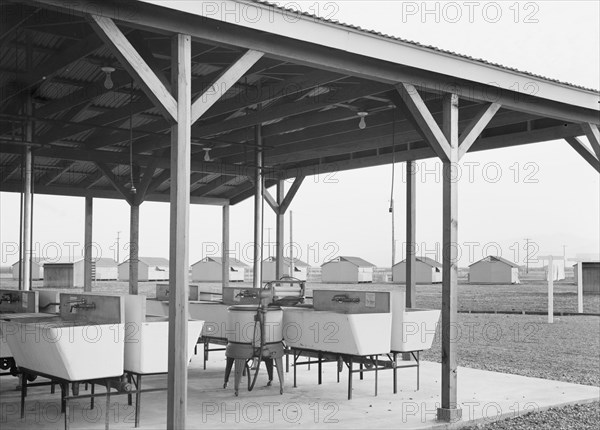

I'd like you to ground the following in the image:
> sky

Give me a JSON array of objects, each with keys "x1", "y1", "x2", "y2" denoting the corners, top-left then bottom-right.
[{"x1": 1, "y1": 1, "x2": 599, "y2": 269}]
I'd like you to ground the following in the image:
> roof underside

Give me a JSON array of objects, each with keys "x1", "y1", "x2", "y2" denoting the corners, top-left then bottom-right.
[{"x1": 0, "y1": 0, "x2": 598, "y2": 206}]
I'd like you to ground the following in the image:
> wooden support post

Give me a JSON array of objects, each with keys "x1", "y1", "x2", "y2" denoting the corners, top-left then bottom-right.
[
  {"x1": 276, "y1": 180, "x2": 285, "y2": 279},
  {"x1": 129, "y1": 203, "x2": 139, "y2": 295},
  {"x1": 438, "y1": 93, "x2": 462, "y2": 423},
  {"x1": 167, "y1": 33, "x2": 191, "y2": 430},
  {"x1": 577, "y1": 263, "x2": 583, "y2": 313},
  {"x1": 21, "y1": 148, "x2": 32, "y2": 292},
  {"x1": 83, "y1": 196, "x2": 93, "y2": 292},
  {"x1": 222, "y1": 204, "x2": 230, "y2": 289},
  {"x1": 548, "y1": 256, "x2": 554, "y2": 324},
  {"x1": 406, "y1": 160, "x2": 416, "y2": 308},
  {"x1": 253, "y1": 125, "x2": 264, "y2": 290}
]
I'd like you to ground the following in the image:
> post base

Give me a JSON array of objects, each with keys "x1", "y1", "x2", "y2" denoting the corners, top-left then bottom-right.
[{"x1": 437, "y1": 407, "x2": 462, "y2": 422}]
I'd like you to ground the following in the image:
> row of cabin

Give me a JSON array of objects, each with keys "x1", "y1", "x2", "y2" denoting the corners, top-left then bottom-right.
[{"x1": 392, "y1": 255, "x2": 520, "y2": 284}]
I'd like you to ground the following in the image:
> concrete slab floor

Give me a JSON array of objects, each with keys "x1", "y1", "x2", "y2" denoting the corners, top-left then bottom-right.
[{"x1": 0, "y1": 351, "x2": 598, "y2": 429}]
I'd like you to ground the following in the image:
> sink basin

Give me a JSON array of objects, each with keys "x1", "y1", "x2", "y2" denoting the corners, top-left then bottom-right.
[
  {"x1": 391, "y1": 308, "x2": 440, "y2": 352},
  {"x1": 2, "y1": 318, "x2": 124, "y2": 380},
  {"x1": 123, "y1": 295, "x2": 204, "y2": 374},
  {"x1": 1, "y1": 293, "x2": 125, "y2": 381},
  {"x1": 282, "y1": 308, "x2": 392, "y2": 355}
]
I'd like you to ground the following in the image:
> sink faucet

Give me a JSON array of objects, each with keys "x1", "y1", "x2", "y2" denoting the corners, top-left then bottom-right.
[
  {"x1": 0, "y1": 294, "x2": 19, "y2": 304},
  {"x1": 66, "y1": 299, "x2": 96, "y2": 313}
]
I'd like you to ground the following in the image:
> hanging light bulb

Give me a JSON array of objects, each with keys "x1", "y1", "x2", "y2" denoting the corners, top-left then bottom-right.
[
  {"x1": 203, "y1": 148, "x2": 212, "y2": 162},
  {"x1": 357, "y1": 111, "x2": 368, "y2": 129},
  {"x1": 101, "y1": 66, "x2": 116, "y2": 89}
]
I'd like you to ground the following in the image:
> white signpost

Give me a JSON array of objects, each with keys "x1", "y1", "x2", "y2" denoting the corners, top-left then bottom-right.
[{"x1": 538, "y1": 255, "x2": 563, "y2": 323}]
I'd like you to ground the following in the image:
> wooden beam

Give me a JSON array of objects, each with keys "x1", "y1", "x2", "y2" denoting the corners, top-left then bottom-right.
[
  {"x1": 94, "y1": 162, "x2": 133, "y2": 204},
  {"x1": 128, "y1": 203, "x2": 139, "y2": 294},
  {"x1": 263, "y1": 188, "x2": 279, "y2": 213},
  {"x1": 581, "y1": 123, "x2": 600, "y2": 160},
  {"x1": 0, "y1": 182, "x2": 227, "y2": 205},
  {"x1": 83, "y1": 196, "x2": 93, "y2": 292},
  {"x1": 222, "y1": 204, "x2": 230, "y2": 289},
  {"x1": 396, "y1": 83, "x2": 450, "y2": 161},
  {"x1": 275, "y1": 180, "x2": 285, "y2": 279},
  {"x1": 167, "y1": 33, "x2": 191, "y2": 430},
  {"x1": 438, "y1": 93, "x2": 461, "y2": 422},
  {"x1": 145, "y1": 169, "x2": 170, "y2": 194},
  {"x1": 30, "y1": 0, "x2": 599, "y2": 124},
  {"x1": 89, "y1": 15, "x2": 178, "y2": 122},
  {"x1": 41, "y1": 161, "x2": 75, "y2": 186},
  {"x1": 565, "y1": 137, "x2": 600, "y2": 173},
  {"x1": 406, "y1": 159, "x2": 416, "y2": 308},
  {"x1": 192, "y1": 175, "x2": 232, "y2": 196},
  {"x1": 127, "y1": 31, "x2": 172, "y2": 94},
  {"x1": 193, "y1": 80, "x2": 389, "y2": 138},
  {"x1": 191, "y1": 50, "x2": 263, "y2": 124},
  {"x1": 0, "y1": 31, "x2": 103, "y2": 107},
  {"x1": 458, "y1": 102, "x2": 502, "y2": 159},
  {"x1": 202, "y1": 69, "x2": 344, "y2": 122},
  {"x1": 279, "y1": 175, "x2": 304, "y2": 214}
]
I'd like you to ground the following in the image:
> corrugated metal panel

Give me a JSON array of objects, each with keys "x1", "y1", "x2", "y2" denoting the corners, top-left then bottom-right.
[{"x1": 250, "y1": 0, "x2": 598, "y2": 92}]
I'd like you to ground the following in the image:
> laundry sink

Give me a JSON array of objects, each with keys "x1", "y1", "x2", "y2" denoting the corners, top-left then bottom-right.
[
  {"x1": 123, "y1": 295, "x2": 204, "y2": 374},
  {"x1": 0, "y1": 290, "x2": 44, "y2": 361},
  {"x1": 283, "y1": 290, "x2": 392, "y2": 356},
  {"x1": 2, "y1": 293, "x2": 125, "y2": 381},
  {"x1": 391, "y1": 308, "x2": 440, "y2": 352}
]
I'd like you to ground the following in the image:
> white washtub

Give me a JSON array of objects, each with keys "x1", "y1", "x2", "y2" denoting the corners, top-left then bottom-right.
[
  {"x1": 3, "y1": 318, "x2": 124, "y2": 380},
  {"x1": 1, "y1": 313, "x2": 59, "y2": 359},
  {"x1": 391, "y1": 308, "x2": 440, "y2": 352},
  {"x1": 283, "y1": 308, "x2": 392, "y2": 355},
  {"x1": 123, "y1": 295, "x2": 204, "y2": 374}
]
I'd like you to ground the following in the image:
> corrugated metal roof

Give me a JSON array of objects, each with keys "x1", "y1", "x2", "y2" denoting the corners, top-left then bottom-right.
[
  {"x1": 322, "y1": 256, "x2": 375, "y2": 268},
  {"x1": 250, "y1": 0, "x2": 598, "y2": 93},
  {"x1": 193, "y1": 256, "x2": 248, "y2": 266},
  {"x1": 469, "y1": 255, "x2": 519, "y2": 268},
  {"x1": 394, "y1": 256, "x2": 442, "y2": 268},
  {"x1": 262, "y1": 256, "x2": 309, "y2": 267}
]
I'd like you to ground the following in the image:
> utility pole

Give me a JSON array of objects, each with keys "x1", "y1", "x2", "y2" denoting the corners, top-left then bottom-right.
[
  {"x1": 524, "y1": 238, "x2": 531, "y2": 274},
  {"x1": 116, "y1": 231, "x2": 121, "y2": 263}
]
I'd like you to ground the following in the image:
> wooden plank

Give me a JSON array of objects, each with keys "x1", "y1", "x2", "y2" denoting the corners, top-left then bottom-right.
[
  {"x1": 83, "y1": 196, "x2": 93, "y2": 292},
  {"x1": 458, "y1": 102, "x2": 502, "y2": 159},
  {"x1": 279, "y1": 176, "x2": 304, "y2": 214},
  {"x1": 565, "y1": 137, "x2": 600, "y2": 173},
  {"x1": 167, "y1": 33, "x2": 191, "y2": 430},
  {"x1": 88, "y1": 15, "x2": 178, "y2": 122},
  {"x1": 94, "y1": 162, "x2": 133, "y2": 204},
  {"x1": 395, "y1": 83, "x2": 451, "y2": 161},
  {"x1": 191, "y1": 50, "x2": 264, "y2": 124},
  {"x1": 438, "y1": 93, "x2": 461, "y2": 422},
  {"x1": 582, "y1": 123, "x2": 600, "y2": 160},
  {"x1": 406, "y1": 159, "x2": 416, "y2": 308},
  {"x1": 263, "y1": 188, "x2": 279, "y2": 213},
  {"x1": 222, "y1": 204, "x2": 230, "y2": 289}
]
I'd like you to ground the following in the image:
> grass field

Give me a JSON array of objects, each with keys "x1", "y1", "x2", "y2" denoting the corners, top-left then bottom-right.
[{"x1": 1, "y1": 278, "x2": 598, "y2": 428}]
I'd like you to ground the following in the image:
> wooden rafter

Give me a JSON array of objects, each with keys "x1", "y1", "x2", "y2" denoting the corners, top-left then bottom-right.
[
  {"x1": 458, "y1": 102, "x2": 502, "y2": 159},
  {"x1": 36, "y1": 160, "x2": 74, "y2": 186},
  {"x1": 94, "y1": 162, "x2": 133, "y2": 204},
  {"x1": 279, "y1": 176, "x2": 304, "y2": 213},
  {"x1": 565, "y1": 137, "x2": 600, "y2": 173},
  {"x1": 395, "y1": 83, "x2": 451, "y2": 161},
  {"x1": 191, "y1": 50, "x2": 264, "y2": 124},
  {"x1": 193, "y1": 80, "x2": 389, "y2": 138},
  {"x1": 581, "y1": 123, "x2": 600, "y2": 160},
  {"x1": 263, "y1": 189, "x2": 279, "y2": 213},
  {"x1": 89, "y1": 14, "x2": 178, "y2": 122}
]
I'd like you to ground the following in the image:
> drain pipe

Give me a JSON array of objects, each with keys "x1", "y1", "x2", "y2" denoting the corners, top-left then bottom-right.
[{"x1": 253, "y1": 124, "x2": 263, "y2": 290}]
